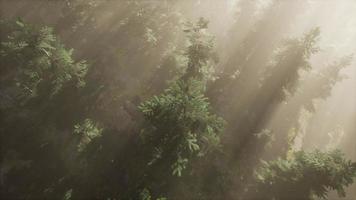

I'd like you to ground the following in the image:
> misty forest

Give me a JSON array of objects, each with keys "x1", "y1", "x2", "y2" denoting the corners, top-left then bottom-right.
[{"x1": 1, "y1": 0, "x2": 356, "y2": 199}]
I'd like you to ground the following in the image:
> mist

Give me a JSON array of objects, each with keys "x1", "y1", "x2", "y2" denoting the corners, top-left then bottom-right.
[{"x1": 1, "y1": 0, "x2": 355, "y2": 199}]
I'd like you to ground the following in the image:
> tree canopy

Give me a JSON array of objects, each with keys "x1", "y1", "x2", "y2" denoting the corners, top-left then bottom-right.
[{"x1": 1, "y1": 1, "x2": 355, "y2": 199}]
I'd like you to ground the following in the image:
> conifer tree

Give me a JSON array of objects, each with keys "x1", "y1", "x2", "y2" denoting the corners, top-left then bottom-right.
[
  {"x1": 0, "y1": 19, "x2": 88, "y2": 199},
  {"x1": 253, "y1": 150, "x2": 356, "y2": 200},
  {"x1": 139, "y1": 18, "x2": 225, "y2": 179}
]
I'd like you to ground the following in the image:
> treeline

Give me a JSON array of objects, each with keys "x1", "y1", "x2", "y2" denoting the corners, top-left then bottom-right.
[{"x1": 1, "y1": 1, "x2": 355, "y2": 200}]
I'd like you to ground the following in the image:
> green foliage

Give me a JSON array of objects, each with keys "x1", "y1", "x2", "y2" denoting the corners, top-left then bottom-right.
[
  {"x1": 254, "y1": 150, "x2": 356, "y2": 200},
  {"x1": 140, "y1": 70, "x2": 224, "y2": 177},
  {"x1": 1, "y1": 2, "x2": 355, "y2": 200},
  {"x1": 74, "y1": 119, "x2": 103, "y2": 152},
  {"x1": 0, "y1": 19, "x2": 88, "y2": 106},
  {"x1": 139, "y1": 188, "x2": 167, "y2": 200},
  {"x1": 63, "y1": 189, "x2": 73, "y2": 200},
  {"x1": 139, "y1": 19, "x2": 225, "y2": 177},
  {"x1": 0, "y1": 19, "x2": 90, "y2": 200},
  {"x1": 140, "y1": 188, "x2": 152, "y2": 200},
  {"x1": 182, "y1": 18, "x2": 218, "y2": 82}
]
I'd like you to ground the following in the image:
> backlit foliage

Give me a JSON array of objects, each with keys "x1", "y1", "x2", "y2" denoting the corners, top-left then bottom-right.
[
  {"x1": 139, "y1": 19, "x2": 225, "y2": 177},
  {"x1": 1, "y1": 1, "x2": 355, "y2": 199},
  {"x1": 0, "y1": 19, "x2": 87, "y2": 106},
  {"x1": 255, "y1": 150, "x2": 356, "y2": 200}
]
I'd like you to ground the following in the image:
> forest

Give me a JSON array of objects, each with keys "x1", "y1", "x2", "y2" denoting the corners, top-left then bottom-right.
[{"x1": 1, "y1": 0, "x2": 356, "y2": 199}]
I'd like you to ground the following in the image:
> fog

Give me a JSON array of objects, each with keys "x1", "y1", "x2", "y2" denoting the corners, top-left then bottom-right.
[{"x1": 1, "y1": 0, "x2": 355, "y2": 199}]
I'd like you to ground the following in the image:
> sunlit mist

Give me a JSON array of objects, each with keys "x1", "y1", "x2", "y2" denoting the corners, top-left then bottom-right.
[{"x1": 1, "y1": 0, "x2": 355, "y2": 199}]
